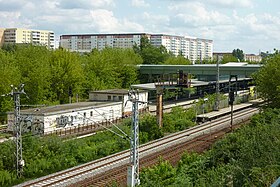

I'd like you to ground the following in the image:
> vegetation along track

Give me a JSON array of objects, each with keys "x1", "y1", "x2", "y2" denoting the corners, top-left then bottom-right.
[{"x1": 16, "y1": 106, "x2": 259, "y2": 187}]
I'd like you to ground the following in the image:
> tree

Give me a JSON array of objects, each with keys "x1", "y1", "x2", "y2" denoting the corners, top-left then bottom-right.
[
  {"x1": 0, "y1": 49, "x2": 21, "y2": 122},
  {"x1": 49, "y1": 49, "x2": 85, "y2": 104},
  {"x1": 253, "y1": 52, "x2": 280, "y2": 107},
  {"x1": 13, "y1": 45, "x2": 53, "y2": 105},
  {"x1": 164, "y1": 56, "x2": 191, "y2": 65},
  {"x1": 84, "y1": 48, "x2": 141, "y2": 92},
  {"x1": 232, "y1": 48, "x2": 244, "y2": 61},
  {"x1": 133, "y1": 36, "x2": 170, "y2": 64},
  {"x1": 221, "y1": 54, "x2": 238, "y2": 64}
]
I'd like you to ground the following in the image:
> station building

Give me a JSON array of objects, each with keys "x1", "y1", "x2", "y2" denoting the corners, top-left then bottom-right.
[{"x1": 7, "y1": 89, "x2": 148, "y2": 135}]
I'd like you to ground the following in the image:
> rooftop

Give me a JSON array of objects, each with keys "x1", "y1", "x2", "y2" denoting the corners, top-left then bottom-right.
[
  {"x1": 14, "y1": 101, "x2": 120, "y2": 116},
  {"x1": 90, "y1": 89, "x2": 147, "y2": 95}
]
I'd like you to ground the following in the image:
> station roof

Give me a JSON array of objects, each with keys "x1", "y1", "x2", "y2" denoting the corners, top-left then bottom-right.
[
  {"x1": 89, "y1": 89, "x2": 147, "y2": 95},
  {"x1": 138, "y1": 62, "x2": 261, "y2": 76},
  {"x1": 132, "y1": 77, "x2": 252, "y2": 91},
  {"x1": 11, "y1": 101, "x2": 120, "y2": 116}
]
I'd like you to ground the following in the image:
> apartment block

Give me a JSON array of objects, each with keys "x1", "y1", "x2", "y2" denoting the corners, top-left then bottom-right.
[
  {"x1": 0, "y1": 28, "x2": 4, "y2": 47},
  {"x1": 0, "y1": 28, "x2": 55, "y2": 49},
  {"x1": 60, "y1": 33, "x2": 213, "y2": 63},
  {"x1": 60, "y1": 33, "x2": 149, "y2": 53},
  {"x1": 245, "y1": 54, "x2": 262, "y2": 62}
]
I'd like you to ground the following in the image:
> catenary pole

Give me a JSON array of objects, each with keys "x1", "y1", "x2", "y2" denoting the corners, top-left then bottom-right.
[
  {"x1": 127, "y1": 90, "x2": 141, "y2": 187},
  {"x1": 4, "y1": 84, "x2": 26, "y2": 177}
]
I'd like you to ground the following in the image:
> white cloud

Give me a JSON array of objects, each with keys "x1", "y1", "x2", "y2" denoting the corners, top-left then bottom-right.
[
  {"x1": 57, "y1": 0, "x2": 114, "y2": 9},
  {"x1": 90, "y1": 9, "x2": 144, "y2": 33},
  {"x1": 169, "y1": 2, "x2": 232, "y2": 28},
  {"x1": 90, "y1": 9, "x2": 119, "y2": 32},
  {"x1": 0, "y1": 0, "x2": 278, "y2": 53},
  {"x1": 208, "y1": 0, "x2": 253, "y2": 8},
  {"x1": 131, "y1": 0, "x2": 150, "y2": 7},
  {"x1": 167, "y1": 0, "x2": 253, "y2": 9}
]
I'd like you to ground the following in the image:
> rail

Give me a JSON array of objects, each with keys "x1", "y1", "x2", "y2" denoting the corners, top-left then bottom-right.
[{"x1": 16, "y1": 106, "x2": 259, "y2": 187}]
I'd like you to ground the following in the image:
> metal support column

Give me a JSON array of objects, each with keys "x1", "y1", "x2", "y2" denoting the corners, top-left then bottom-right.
[
  {"x1": 127, "y1": 90, "x2": 140, "y2": 187},
  {"x1": 214, "y1": 56, "x2": 220, "y2": 111},
  {"x1": 156, "y1": 87, "x2": 163, "y2": 128}
]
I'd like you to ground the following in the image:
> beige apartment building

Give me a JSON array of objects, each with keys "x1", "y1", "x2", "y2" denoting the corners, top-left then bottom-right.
[
  {"x1": 244, "y1": 54, "x2": 262, "y2": 62},
  {"x1": 0, "y1": 28, "x2": 5, "y2": 47},
  {"x1": 60, "y1": 33, "x2": 213, "y2": 63},
  {"x1": 0, "y1": 28, "x2": 55, "y2": 49}
]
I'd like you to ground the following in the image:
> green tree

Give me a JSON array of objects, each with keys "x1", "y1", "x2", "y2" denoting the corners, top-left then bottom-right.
[
  {"x1": 164, "y1": 56, "x2": 191, "y2": 65},
  {"x1": 49, "y1": 49, "x2": 85, "y2": 104},
  {"x1": 134, "y1": 36, "x2": 170, "y2": 64},
  {"x1": 221, "y1": 54, "x2": 238, "y2": 63},
  {"x1": 140, "y1": 159, "x2": 176, "y2": 186},
  {"x1": 13, "y1": 45, "x2": 53, "y2": 105},
  {"x1": 0, "y1": 49, "x2": 21, "y2": 122},
  {"x1": 84, "y1": 48, "x2": 141, "y2": 91},
  {"x1": 232, "y1": 48, "x2": 244, "y2": 61},
  {"x1": 253, "y1": 52, "x2": 280, "y2": 107}
]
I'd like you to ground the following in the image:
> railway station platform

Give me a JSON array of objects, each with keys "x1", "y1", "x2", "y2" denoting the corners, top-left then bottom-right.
[{"x1": 196, "y1": 99, "x2": 262, "y2": 122}]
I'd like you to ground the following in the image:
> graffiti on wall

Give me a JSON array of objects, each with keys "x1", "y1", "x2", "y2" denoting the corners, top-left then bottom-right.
[
  {"x1": 21, "y1": 115, "x2": 44, "y2": 135},
  {"x1": 56, "y1": 115, "x2": 72, "y2": 128}
]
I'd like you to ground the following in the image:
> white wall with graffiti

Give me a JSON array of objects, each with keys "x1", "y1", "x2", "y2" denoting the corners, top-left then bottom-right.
[
  {"x1": 7, "y1": 114, "x2": 44, "y2": 135},
  {"x1": 7, "y1": 90, "x2": 148, "y2": 135},
  {"x1": 43, "y1": 102, "x2": 123, "y2": 134},
  {"x1": 8, "y1": 102, "x2": 124, "y2": 135}
]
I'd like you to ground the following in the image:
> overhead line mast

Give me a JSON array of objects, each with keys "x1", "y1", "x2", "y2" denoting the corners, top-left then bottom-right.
[
  {"x1": 2, "y1": 84, "x2": 26, "y2": 177},
  {"x1": 127, "y1": 89, "x2": 143, "y2": 187}
]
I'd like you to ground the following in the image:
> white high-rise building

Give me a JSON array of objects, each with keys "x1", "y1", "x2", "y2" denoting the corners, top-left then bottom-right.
[
  {"x1": 0, "y1": 28, "x2": 55, "y2": 49},
  {"x1": 60, "y1": 33, "x2": 213, "y2": 63},
  {"x1": 60, "y1": 33, "x2": 149, "y2": 53}
]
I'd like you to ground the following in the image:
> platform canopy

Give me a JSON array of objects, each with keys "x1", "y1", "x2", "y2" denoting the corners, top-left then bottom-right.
[{"x1": 138, "y1": 62, "x2": 261, "y2": 76}]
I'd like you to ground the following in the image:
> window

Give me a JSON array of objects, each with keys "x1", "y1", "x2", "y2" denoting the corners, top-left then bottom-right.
[
  {"x1": 90, "y1": 111, "x2": 93, "y2": 117},
  {"x1": 118, "y1": 96, "x2": 122, "y2": 101},
  {"x1": 108, "y1": 95, "x2": 111, "y2": 100}
]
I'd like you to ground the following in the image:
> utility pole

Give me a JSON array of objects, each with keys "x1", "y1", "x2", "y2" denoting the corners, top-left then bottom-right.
[
  {"x1": 127, "y1": 90, "x2": 141, "y2": 187},
  {"x1": 214, "y1": 55, "x2": 221, "y2": 111},
  {"x1": 3, "y1": 84, "x2": 26, "y2": 177}
]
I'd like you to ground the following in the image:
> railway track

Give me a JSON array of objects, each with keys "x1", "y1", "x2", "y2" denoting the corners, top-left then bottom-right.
[{"x1": 16, "y1": 106, "x2": 259, "y2": 187}]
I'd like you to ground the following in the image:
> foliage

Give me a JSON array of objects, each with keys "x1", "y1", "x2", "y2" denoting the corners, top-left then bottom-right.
[
  {"x1": 140, "y1": 158, "x2": 176, "y2": 187},
  {"x1": 253, "y1": 52, "x2": 280, "y2": 107},
  {"x1": 164, "y1": 56, "x2": 191, "y2": 65},
  {"x1": 0, "y1": 103, "x2": 200, "y2": 186},
  {"x1": 0, "y1": 45, "x2": 143, "y2": 114},
  {"x1": 0, "y1": 124, "x2": 131, "y2": 186},
  {"x1": 221, "y1": 54, "x2": 238, "y2": 63},
  {"x1": 49, "y1": 49, "x2": 85, "y2": 104},
  {"x1": 133, "y1": 36, "x2": 170, "y2": 64},
  {"x1": 163, "y1": 106, "x2": 196, "y2": 133},
  {"x1": 0, "y1": 49, "x2": 21, "y2": 120},
  {"x1": 83, "y1": 48, "x2": 141, "y2": 91},
  {"x1": 139, "y1": 114, "x2": 163, "y2": 143},
  {"x1": 140, "y1": 108, "x2": 280, "y2": 186},
  {"x1": 232, "y1": 48, "x2": 244, "y2": 61}
]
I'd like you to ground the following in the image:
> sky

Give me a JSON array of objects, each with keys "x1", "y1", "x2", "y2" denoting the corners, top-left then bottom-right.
[{"x1": 0, "y1": 0, "x2": 279, "y2": 54}]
